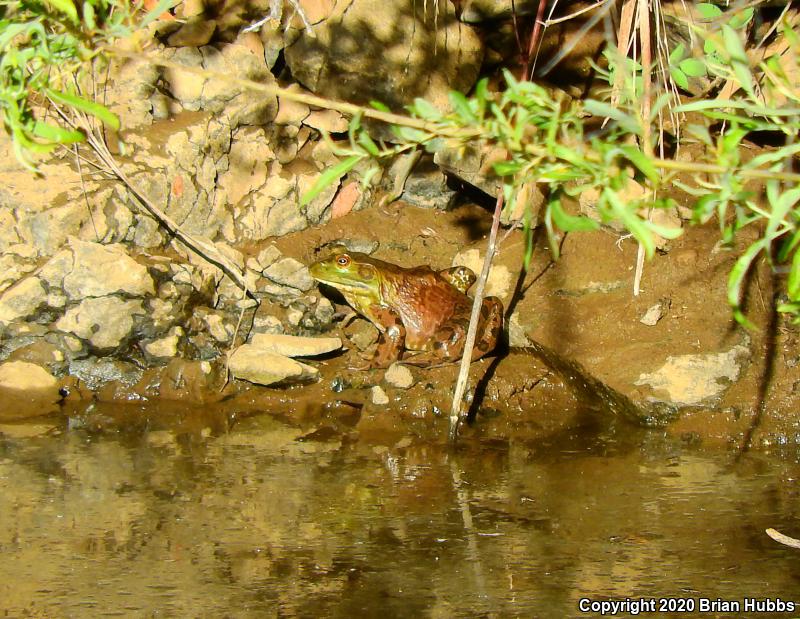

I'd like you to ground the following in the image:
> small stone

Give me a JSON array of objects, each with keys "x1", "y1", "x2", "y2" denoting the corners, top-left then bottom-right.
[
  {"x1": 144, "y1": 327, "x2": 184, "y2": 358},
  {"x1": 640, "y1": 303, "x2": 665, "y2": 326},
  {"x1": 0, "y1": 276, "x2": 47, "y2": 323},
  {"x1": 274, "y1": 85, "x2": 311, "y2": 125},
  {"x1": 250, "y1": 333, "x2": 342, "y2": 357},
  {"x1": 263, "y1": 257, "x2": 315, "y2": 291},
  {"x1": 384, "y1": 363, "x2": 414, "y2": 389},
  {"x1": 345, "y1": 319, "x2": 378, "y2": 351},
  {"x1": 228, "y1": 347, "x2": 319, "y2": 386},
  {"x1": 203, "y1": 312, "x2": 233, "y2": 342},
  {"x1": 371, "y1": 385, "x2": 389, "y2": 405},
  {"x1": 314, "y1": 297, "x2": 335, "y2": 324},
  {"x1": 252, "y1": 314, "x2": 284, "y2": 334},
  {"x1": 286, "y1": 307, "x2": 304, "y2": 326}
]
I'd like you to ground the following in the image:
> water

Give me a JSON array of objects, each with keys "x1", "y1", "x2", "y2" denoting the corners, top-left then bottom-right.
[{"x1": 1, "y1": 407, "x2": 799, "y2": 617}]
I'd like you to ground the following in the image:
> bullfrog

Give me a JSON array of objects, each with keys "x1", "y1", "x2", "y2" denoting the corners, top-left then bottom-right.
[{"x1": 309, "y1": 250, "x2": 503, "y2": 368}]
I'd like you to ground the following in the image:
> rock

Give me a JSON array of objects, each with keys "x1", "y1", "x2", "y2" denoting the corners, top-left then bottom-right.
[
  {"x1": 400, "y1": 160, "x2": 456, "y2": 210},
  {"x1": 304, "y1": 109, "x2": 348, "y2": 133},
  {"x1": 165, "y1": 16, "x2": 217, "y2": 47},
  {"x1": 274, "y1": 84, "x2": 311, "y2": 125},
  {"x1": 250, "y1": 333, "x2": 341, "y2": 357},
  {"x1": 163, "y1": 40, "x2": 278, "y2": 128},
  {"x1": 452, "y1": 249, "x2": 512, "y2": 299},
  {"x1": 0, "y1": 361, "x2": 60, "y2": 420},
  {"x1": 68, "y1": 357, "x2": 143, "y2": 391},
  {"x1": 252, "y1": 314, "x2": 284, "y2": 334},
  {"x1": 635, "y1": 344, "x2": 750, "y2": 406},
  {"x1": 0, "y1": 276, "x2": 46, "y2": 323},
  {"x1": 63, "y1": 239, "x2": 155, "y2": 299},
  {"x1": 345, "y1": 319, "x2": 378, "y2": 351},
  {"x1": 263, "y1": 257, "x2": 315, "y2": 292},
  {"x1": 228, "y1": 346, "x2": 319, "y2": 385},
  {"x1": 330, "y1": 181, "x2": 362, "y2": 219},
  {"x1": 143, "y1": 327, "x2": 185, "y2": 359},
  {"x1": 285, "y1": 0, "x2": 483, "y2": 117},
  {"x1": 458, "y1": 0, "x2": 539, "y2": 22},
  {"x1": 218, "y1": 127, "x2": 270, "y2": 206},
  {"x1": 384, "y1": 363, "x2": 414, "y2": 388},
  {"x1": 507, "y1": 313, "x2": 532, "y2": 347},
  {"x1": 640, "y1": 299, "x2": 670, "y2": 326},
  {"x1": 56, "y1": 297, "x2": 144, "y2": 349},
  {"x1": 370, "y1": 385, "x2": 389, "y2": 405}
]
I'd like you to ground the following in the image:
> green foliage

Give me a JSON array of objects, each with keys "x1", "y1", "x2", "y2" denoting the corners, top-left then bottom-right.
[
  {"x1": 0, "y1": 0, "x2": 169, "y2": 170},
  {"x1": 304, "y1": 13, "x2": 800, "y2": 326}
]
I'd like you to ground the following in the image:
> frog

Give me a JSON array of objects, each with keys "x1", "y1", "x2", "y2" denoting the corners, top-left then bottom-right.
[{"x1": 309, "y1": 250, "x2": 504, "y2": 369}]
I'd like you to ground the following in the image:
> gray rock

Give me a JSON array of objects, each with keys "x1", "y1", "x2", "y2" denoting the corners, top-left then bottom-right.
[
  {"x1": 285, "y1": 0, "x2": 483, "y2": 120},
  {"x1": 68, "y1": 357, "x2": 144, "y2": 391},
  {"x1": 56, "y1": 297, "x2": 144, "y2": 349},
  {"x1": 635, "y1": 344, "x2": 750, "y2": 406},
  {"x1": 250, "y1": 333, "x2": 341, "y2": 357},
  {"x1": 263, "y1": 257, "x2": 315, "y2": 292},
  {"x1": 228, "y1": 346, "x2": 319, "y2": 385},
  {"x1": 400, "y1": 161, "x2": 455, "y2": 210},
  {"x1": 63, "y1": 239, "x2": 155, "y2": 300},
  {"x1": 0, "y1": 277, "x2": 46, "y2": 323}
]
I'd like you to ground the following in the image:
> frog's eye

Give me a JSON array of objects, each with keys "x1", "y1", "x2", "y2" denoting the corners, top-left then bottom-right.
[{"x1": 335, "y1": 254, "x2": 351, "y2": 268}]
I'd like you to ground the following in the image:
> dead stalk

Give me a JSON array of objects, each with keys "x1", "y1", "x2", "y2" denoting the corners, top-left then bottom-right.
[{"x1": 448, "y1": 189, "x2": 504, "y2": 442}]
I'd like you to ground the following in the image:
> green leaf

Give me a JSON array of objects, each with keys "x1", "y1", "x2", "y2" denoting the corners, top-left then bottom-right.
[
  {"x1": 83, "y1": 1, "x2": 96, "y2": 29},
  {"x1": 728, "y1": 7, "x2": 754, "y2": 30},
  {"x1": 679, "y1": 58, "x2": 707, "y2": 78},
  {"x1": 584, "y1": 100, "x2": 639, "y2": 134},
  {"x1": 727, "y1": 240, "x2": 764, "y2": 328},
  {"x1": 670, "y1": 66, "x2": 689, "y2": 91},
  {"x1": 370, "y1": 100, "x2": 391, "y2": 113},
  {"x1": 46, "y1": 89, "x2": 120, "y2": 131},
  {"x1": 392, "y1": 125, "x2": 429, "y2": 142},
  {"x1": 788, "y1": 245, "x2": 800, "y2": 300},
  {"x1": 473, "y1": 77, "x2": 488, "y2": 120},
  {"x1": 722, "y1": 25, "x2": 754, "y2": 97},
  {"x1": 48, "y1": 0, "x2": 79, "y2": 23},
  {"x1": 604, "y1": 188, "x2": 656, "y2": 258},
  {"x1": 32, "y1": 121, "x2": 85, "y2": 144},
  {"x1": 697, "y1": 3, "x2": 723, "y2": 20},
  {"x1": 492, "y1": 160, "x2": 523, "y2": 176},
  {"x1": 549, "y1": 199, "x2": 599, "y2": 232},
  {"x1": 448, "y1": 90, "x2": 476, "y2": 123},
  {"x1": 645, "y1": 219, "x2": 683, "y2": 240},
  {"x1": 139, "y1": 0, "x2": 179, "y2": 27},
  {"x1": 619, "y1": 144, "x2": 659, "y2": 184},
  {"x1": 410, "y1": 97, "x2": 441, "y2": 121},
  {"x1": 669, "y1": 42, "x2": 686, "y2": 64},
  {"x1": 299, "y1": 155, "x2": 361, "y2": 206},
  {"x1": 357, "y1": 132, "x2": 380, "y2": 157}
]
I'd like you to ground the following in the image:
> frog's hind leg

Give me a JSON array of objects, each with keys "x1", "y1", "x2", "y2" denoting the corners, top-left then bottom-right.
[{"x1": 472, "y1": 296, "x2": 504, "y2": 361}]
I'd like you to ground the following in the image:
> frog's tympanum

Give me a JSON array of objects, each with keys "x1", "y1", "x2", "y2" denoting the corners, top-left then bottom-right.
[{"x1": 309, "y1": 251, "x2": 504, "y2": 368}]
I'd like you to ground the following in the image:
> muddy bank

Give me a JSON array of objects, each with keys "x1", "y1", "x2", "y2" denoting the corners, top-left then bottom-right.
[{"x1": 2, "y1": 198, "x2": 797, "y2": 449}]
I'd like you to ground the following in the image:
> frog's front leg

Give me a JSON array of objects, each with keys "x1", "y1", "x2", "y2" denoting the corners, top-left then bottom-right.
[{"x1": 364, "y1": 304, "x2": 406, "y2": 369}]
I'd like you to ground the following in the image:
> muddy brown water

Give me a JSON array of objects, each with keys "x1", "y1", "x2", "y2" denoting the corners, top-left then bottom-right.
[{"x1": 1, "y1": 399, "x2": 799, "y2": 618}]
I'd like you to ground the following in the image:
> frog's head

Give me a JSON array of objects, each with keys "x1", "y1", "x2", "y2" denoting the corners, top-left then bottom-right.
[{"x1": 309, "y1": 251, "x2": 381, "y2": 295}]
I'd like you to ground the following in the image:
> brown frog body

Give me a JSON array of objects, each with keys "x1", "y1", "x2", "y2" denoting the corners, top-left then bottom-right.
[{"x1": 309, "y1": 251, "x2": 503, "y2": 368}]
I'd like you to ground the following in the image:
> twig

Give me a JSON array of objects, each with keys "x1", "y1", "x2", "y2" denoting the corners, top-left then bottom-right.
[
  {"x1": 766, "y1": 528, "x2": 800, "y2": 549},
  {"x1": 448, "y1": 189, "x2": 504, "y2": 442}
]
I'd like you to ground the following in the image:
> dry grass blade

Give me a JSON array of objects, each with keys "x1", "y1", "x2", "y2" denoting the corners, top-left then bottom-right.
[{"x1": 766, "y1": 528, "x2": 800, "y2": 549}]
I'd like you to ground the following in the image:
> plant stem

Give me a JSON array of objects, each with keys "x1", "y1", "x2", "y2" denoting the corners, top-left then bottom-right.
[{"x1": 448, "y1": 189, "x2": 504, "y2": 442}]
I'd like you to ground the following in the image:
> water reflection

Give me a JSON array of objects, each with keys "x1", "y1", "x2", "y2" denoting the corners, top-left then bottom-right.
[{"x1": 1, "y1": 409, "x2": 799, "y2": 617}]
